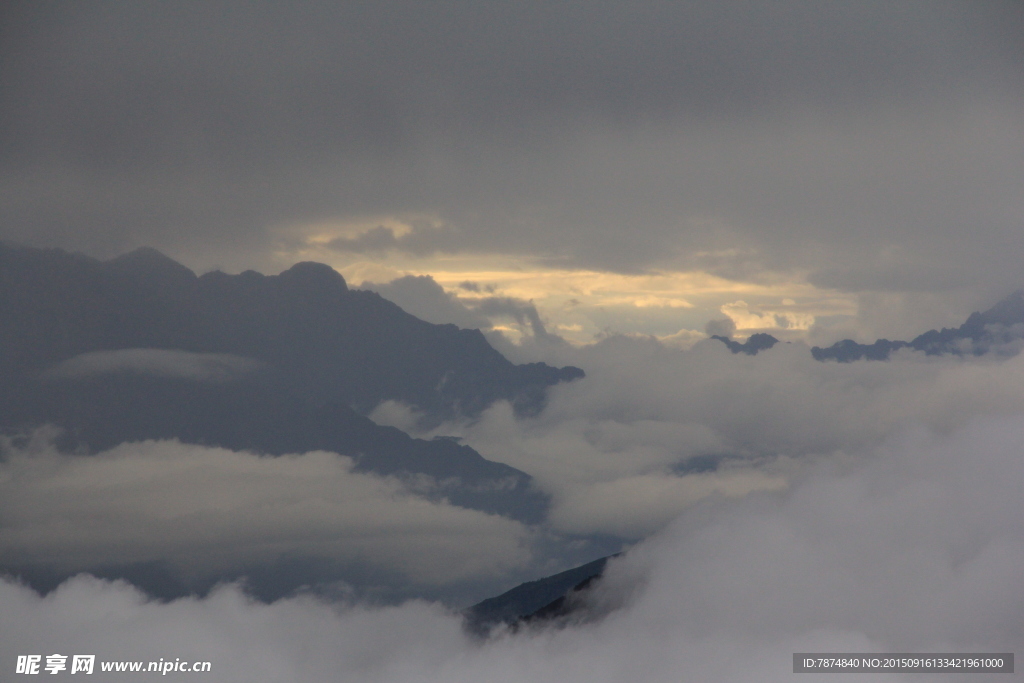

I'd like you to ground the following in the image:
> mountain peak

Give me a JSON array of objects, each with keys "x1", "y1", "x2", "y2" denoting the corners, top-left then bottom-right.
[
  {"x1": 277, "y1": 261, "x2": 348, "y2": 291},
  {"x1": 812, "y1": 289, "x2": 1024, "y2": 362},
  {"x1": 104, "y1": 247, "x2": 196, "y2": 285},
  {"x1": 711, "y1": 332, "x2": 779, "y2": 355},
  {"x1": 976, "y1": 290, "x2": 1024, "y2": 327}
]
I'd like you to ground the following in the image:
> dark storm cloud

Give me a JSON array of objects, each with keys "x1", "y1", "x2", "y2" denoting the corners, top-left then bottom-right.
[
  {"x1": 473, "y1": 297, "x2": 554, "y2": 340},
  {"x1": 363, "y1": 274, "x2": 562, "y2": 354},
  {"x1": 0, "y1": 1, "x2": 1021, "y2": 288},
  {"x1": 6, "y1": 1, "x2": 1012, "y2": 169},
  {"x1": 327, "y1": 224, "x2": 462, "y2": 257},
  {"x1": 362, "y1": 275, "x2": 491, "y2": 330}
]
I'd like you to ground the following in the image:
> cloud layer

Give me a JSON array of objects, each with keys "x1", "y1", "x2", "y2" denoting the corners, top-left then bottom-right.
[
  {"x1": 13, "y1": 306, "x2": 1024, "y2": 602},
  {"x1": 0, "y1": 438, "x2": 530, "y2": 588},
  {"x1": 2, "y1": 2, "x2": 1020, "y2": 321},
  {"x1": 3, "y1": 415, "x2": 1020, "y2": 682},
  {"x1": 387, "y1": 335, "x2": 1024, "y2": 539}
]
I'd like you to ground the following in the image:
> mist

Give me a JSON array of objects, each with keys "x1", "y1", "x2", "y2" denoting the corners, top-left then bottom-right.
[
  {"x1": 3, "y1": 415, "x2": 1020, "y2": 682},
  {"x1": 0, "y1": 437, "x2": 531, "y2": 594},
  {"x1": 373, "y1": 335, "x2": 1024, "y2": 540}
]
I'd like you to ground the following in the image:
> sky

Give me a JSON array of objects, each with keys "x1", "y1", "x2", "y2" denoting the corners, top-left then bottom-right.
[
  {"x1": 2, "y1": 0, "x2": 1022, "y2": 345},
  {"x1": 2, "y1": 3, "x2": 1024, "y2": 681}
]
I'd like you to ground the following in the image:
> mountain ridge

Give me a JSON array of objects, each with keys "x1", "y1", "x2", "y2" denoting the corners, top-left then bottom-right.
[
  {"x1": 812, "y1": 291, "x2": 1024, "y2": 362},
  {"x1": 711, "y1": 332, "x2": 780, "y2": 355},
  {"x1": 0, "y1": 242, "x2": 583, "y2": 419},
  {"x1": 464, "y1": 555, "x2": 615, "y2": 636},
  {"x1": 0, "y1": 242, "x2": 581, "y2": 597}
]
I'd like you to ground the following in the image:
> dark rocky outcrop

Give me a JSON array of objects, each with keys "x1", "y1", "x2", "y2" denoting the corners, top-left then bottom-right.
[
  {"x1": 711, "y1": 332, "x2": 780, "y2": 355},
  {"x1": 464, "y1": 555, "x2": 614, "y2": 636}
]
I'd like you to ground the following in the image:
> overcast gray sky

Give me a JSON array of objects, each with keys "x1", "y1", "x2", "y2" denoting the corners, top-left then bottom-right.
[
  {"x1": 3, "y1": 5, "x2": 1024, "y2": 676},
  {"x1": 2, "y1": 1, "x2": 1022, "y2": 343}
]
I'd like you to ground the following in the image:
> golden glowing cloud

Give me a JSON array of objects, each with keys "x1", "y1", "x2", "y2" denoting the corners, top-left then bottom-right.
[{"x1": 273, "y1": 219, "x2": 858, "y2": 345}]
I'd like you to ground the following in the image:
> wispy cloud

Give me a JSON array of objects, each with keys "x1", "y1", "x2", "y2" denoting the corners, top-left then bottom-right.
[{"x1": 42, "y1": 349, "x2": 262, "y2": 383}]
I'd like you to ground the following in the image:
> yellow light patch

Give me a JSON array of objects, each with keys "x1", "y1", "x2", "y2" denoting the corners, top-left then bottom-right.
[{"x1": 272, "y1": 229, "x2": 858, "y2": 343}]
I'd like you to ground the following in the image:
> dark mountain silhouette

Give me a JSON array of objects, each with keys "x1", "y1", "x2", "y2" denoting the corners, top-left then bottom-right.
[
  {"x1": 711, "y1": 332, "x2": 779, "y2": 355},
  {"x1": 515, "y1": 572, "x2": 605, "y2": 628},
  {"x1": 0, "y1": 242, "x2": 574, "y2": 519},
  {"x1": 11, "y1": 372, "x2": 546, "y2": 522},
  {"x1": 464, "y1": 555, "x2": 613, "y2": 636},
  {"x1": 0, "y1": 241, "x2": 586, "y2": 597},
  {"x1": 812, "y1": 291, "x2": 1024, "y2": 362},
  {"x1": 0, "y1": 242, "x2": 582, "y2": 419},
  {"x1": 811, "y1": 338, "x2": 910, "y2": 362}
]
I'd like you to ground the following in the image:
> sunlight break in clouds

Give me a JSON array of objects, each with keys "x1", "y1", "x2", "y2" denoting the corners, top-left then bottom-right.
[
  {"x1": 302, "y1": 239, "x2": 859, "y2": 345},
  {"x1": 720, "y1": 299, "x2": 817, "y2": 332},
  {"x1": 2, "y1": 416, "x2": 1020, "y2": 683},
  {"x1": 282, "y1": 214, "x2": 858, "y2": 344}
]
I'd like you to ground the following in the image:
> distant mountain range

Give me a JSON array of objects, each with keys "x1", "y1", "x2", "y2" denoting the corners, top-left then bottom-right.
[
  {"x1": 0, "y1": 242, "x2": 585, "y2": 596},
  {"x1": 0, "y1": 243, "x2": 582, "y2": 420},
  {"x1": 711, "y1": 332, "x2": 780, "y2": 355},
  {"x1": 709, "y1": 292, "x2": 1024, "y2": 362},
  {"x1": 812, "y1": 291, "x2": 1024, "y2": 362}
]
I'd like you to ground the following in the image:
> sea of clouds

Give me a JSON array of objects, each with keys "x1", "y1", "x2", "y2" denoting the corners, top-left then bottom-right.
[
  {"x1": 3, "y1": 335, "x2": 1024, "y2": 681},
  {"x1": 378, "y1": 336, "x2": 1024, "y2": 540},
  {"x1": 2, "y1": 411, "x2": 1020, "y2": 682}
]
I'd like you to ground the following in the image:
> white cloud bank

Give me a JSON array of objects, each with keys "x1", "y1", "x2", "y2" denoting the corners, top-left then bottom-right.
[
  {"x1": 378, "y1": 336, "x2": 1024, "y2": 540},
  {"x1": 0, "y1": 439, "x2": 530, "y2": 586},
  {"x1": 2, "y1": 416, "x2": 1020, "y2": 682}
]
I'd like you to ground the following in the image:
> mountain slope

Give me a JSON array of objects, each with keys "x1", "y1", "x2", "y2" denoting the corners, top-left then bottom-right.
[
  {"x1": 0, "y1": 242, "x2": 580, "y2": 521},
  {"x1": 464, "y1": 555, "x2": 613, "y2": 635},
  {"x1": 0, "y1": 242, "x2": 581, "y2": 598},
  {"x1": 812, "y1": 291, "x2": 1024, "y2": 362},
  {"x1": 0, "y1": 242, "x2": 583, "y2": 419}
]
